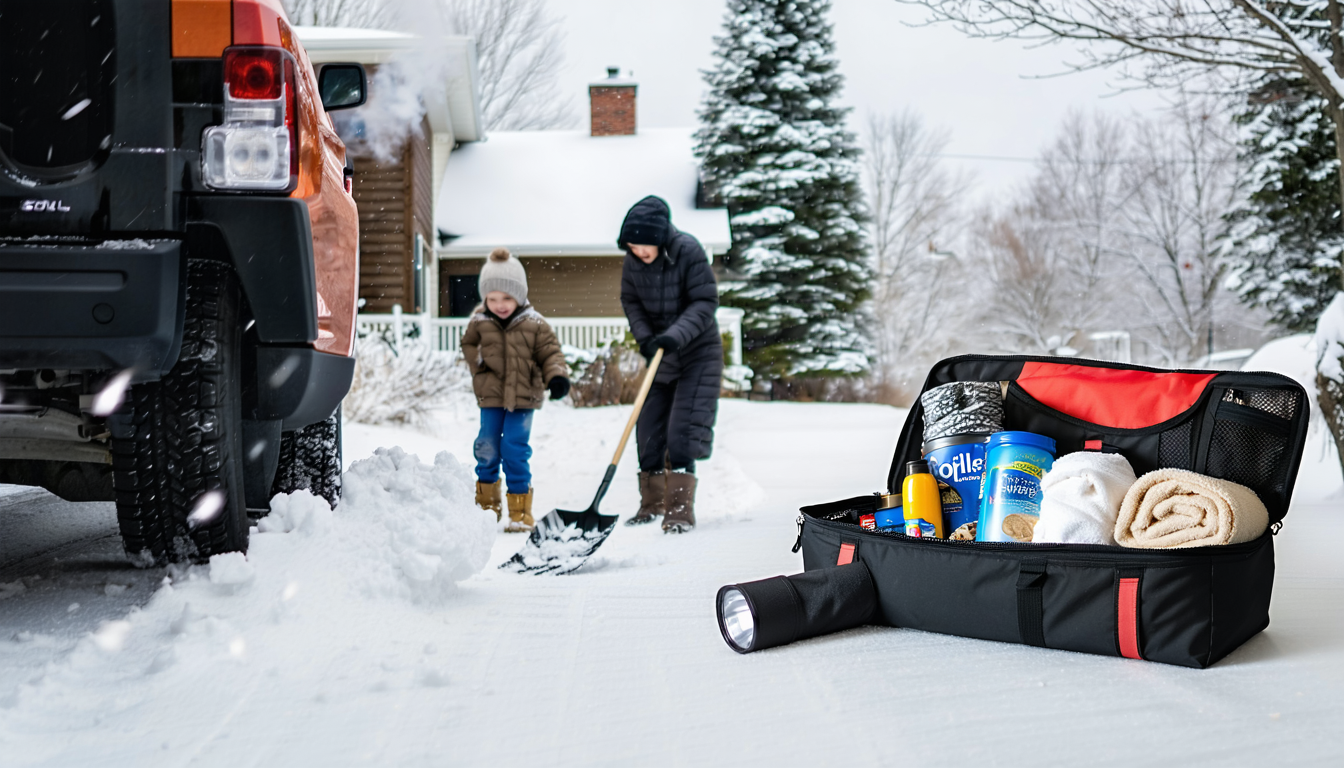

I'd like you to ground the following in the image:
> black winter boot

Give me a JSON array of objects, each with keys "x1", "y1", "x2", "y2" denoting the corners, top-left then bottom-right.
[
  {"x1": 626, "y1": 471, "x2": 666, "y2": 526},
  {"x1": 663, "y1": 472, "x2": 697, "y2": 533}
]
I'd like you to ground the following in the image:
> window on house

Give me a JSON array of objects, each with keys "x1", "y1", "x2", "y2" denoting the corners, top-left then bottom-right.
[{"x1": 447, "y1": 275, "x2": 480, "y2": 317}]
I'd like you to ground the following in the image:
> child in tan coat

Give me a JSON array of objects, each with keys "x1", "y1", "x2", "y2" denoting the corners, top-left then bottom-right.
[{"x1": 460, "y1": 248, "x2": 570, "y2": 531}]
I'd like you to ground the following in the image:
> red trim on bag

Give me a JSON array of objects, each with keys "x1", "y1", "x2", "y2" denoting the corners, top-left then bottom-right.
[
  {"x1": 1118, "y1": 577, "x2": 1142, "y2": 660},
  {"x1": 837, "y1": 542, "x2": 856, "y2": 566},
  {"x1": 1084, "y1": 439, "x2": 1103, "y2": 451},
  {"x1": 1017, "y1": 362, "x2": 1216, "y2": 430}
]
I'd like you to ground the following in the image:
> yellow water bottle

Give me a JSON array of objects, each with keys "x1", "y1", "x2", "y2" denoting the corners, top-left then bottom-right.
[{"x1": 901, "y1": 460, "x2": 944, "y2": 538}]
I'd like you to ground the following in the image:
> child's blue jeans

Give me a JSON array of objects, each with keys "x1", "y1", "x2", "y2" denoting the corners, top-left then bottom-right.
[{"x1": 474, "y1": 407, "x2": 534, "y2": 493}]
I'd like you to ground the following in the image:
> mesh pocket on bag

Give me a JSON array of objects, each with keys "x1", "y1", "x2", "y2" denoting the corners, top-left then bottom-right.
[
  {"x1": 1242, "y1": 388, "x2": 1300, "y2": 420},
  {"x1": 1205, "y1": 389, "x2": 1295, "y2": 514},
  {"x1": 1158, "y1": 421, "x2": 1193, "y2": 469}
]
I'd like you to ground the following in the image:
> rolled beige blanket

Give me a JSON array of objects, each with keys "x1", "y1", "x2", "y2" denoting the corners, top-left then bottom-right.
[{"x1": 1114, "y1": 469, "x2": 1269, "y2": 549}]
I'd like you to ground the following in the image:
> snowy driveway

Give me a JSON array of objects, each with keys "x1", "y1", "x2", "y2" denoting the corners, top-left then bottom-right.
[{"x1": 1, "y1": 399, "x2": 1341, "y2": 766}]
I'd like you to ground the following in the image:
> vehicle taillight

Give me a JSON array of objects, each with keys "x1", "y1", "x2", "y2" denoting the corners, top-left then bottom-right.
[{"x1": 202, "y1": 46, "x2": 299, "y2": 192}]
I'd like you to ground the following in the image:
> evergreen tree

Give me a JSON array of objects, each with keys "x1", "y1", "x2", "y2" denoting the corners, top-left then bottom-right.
[
  {"x1": 695, "y1": 0, "x2": 872, "y2": 378},
  {"x1": 1222, "y1": 82, "x2": 1343, "y2": 333}
]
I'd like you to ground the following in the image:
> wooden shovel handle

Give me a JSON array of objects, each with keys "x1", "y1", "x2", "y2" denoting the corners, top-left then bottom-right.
[{"x1": 610, "y1": 347, "x2": 664, "y2": 466}]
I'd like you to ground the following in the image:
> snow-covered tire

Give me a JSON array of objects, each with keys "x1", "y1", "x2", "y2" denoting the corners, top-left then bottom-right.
[
  {"x1": 111, "y1": 260, "x2": 249, "y2": 565},
  {"x1": 270, "y1": 409, "x2": 343, "y2": 509}
]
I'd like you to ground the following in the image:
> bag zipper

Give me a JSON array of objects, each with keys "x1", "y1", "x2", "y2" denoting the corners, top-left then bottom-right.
[
  {"x1": 792, "y1": 514, "x2": 805, "y2": 553},
  {"x1": 801, "y1": 510, "x2": 1269, "y2": 560},
  {"x1": 924, "y1": 352, "x2": 1300, "y2": 381}
]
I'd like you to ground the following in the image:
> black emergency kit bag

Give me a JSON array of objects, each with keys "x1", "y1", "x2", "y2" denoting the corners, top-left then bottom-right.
[{"x1": 788, "y1": 355, "x2": 1310, "y2": 668}]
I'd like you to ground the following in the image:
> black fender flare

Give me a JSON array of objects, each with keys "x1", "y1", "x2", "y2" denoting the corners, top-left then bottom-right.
[{"x1": 187, "y1": 195, "x2": 318, "y2": 345}]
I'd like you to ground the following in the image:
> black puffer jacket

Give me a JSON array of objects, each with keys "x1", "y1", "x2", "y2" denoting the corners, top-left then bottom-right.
[{"x1": 618, "y1": 197, "x2": 722, "y2": 374}]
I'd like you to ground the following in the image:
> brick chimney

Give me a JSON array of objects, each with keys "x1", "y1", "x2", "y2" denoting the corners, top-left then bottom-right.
[{"x1": 589, "y1": 67, "x2": 637, "y2": 137}]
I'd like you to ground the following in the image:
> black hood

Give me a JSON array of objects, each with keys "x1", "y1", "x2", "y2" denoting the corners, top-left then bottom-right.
[{"x1": 618, "y1": 195, "x2": 673, "y2": 248}]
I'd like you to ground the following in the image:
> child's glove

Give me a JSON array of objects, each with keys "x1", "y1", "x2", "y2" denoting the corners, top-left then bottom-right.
[{"x1": 548, "y1": 376, "x2": 571, "y2": 400}]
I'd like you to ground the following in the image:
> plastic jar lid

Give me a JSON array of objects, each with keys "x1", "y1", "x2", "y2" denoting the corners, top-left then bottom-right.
[
  {"x1": 921, "y1": 433, "x2": 990, "y2": 455},
  {"x1": 985, "y1": 430, "x2": 1057, "y2": 455}
]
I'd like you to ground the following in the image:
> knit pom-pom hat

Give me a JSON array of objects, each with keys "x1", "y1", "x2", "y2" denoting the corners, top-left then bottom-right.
[{"x1": 478, "y1": 247, "x2": 528, "y2": 305}]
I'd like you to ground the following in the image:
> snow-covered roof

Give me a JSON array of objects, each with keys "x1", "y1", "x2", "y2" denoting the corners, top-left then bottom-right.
[
  {"x1": 293, "y1": 26, "x2": 417, "y2": 63},
  {"x1": 294, "y1": 26, "x2": 483, "y2": 143},
  {"x1": 435, "y1": 128, "x2": 730, "y2": 257}
]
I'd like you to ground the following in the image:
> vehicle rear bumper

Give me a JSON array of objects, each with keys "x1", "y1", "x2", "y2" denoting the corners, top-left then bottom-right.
[
  {"x1": 0, "y1": 240, "x2": 182, "y2": 376},
  {"x1": 253, "y1": 346, "x2": 355, "y2": 430}
]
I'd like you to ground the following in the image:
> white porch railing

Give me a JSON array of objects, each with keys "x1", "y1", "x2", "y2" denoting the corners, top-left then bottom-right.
[{"x1": 356, "y1": 305, "x2": 746, "y2": 366}]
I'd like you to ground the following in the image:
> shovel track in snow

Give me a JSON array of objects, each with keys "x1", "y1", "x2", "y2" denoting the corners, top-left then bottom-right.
[
  {"x1": 112, "y1": 260, "x2": 248, "y2": 565},
  {"x1": 271, "y1": 410, "x2": 343, "y2": 509}
]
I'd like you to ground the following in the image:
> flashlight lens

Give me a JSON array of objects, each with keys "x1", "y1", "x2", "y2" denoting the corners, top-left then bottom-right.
[{"x1": 719, "y1": 587, "x2": 755, "y2": 651}]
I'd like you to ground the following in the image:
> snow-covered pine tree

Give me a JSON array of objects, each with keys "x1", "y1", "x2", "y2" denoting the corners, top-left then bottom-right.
[
  {"x1": 695, "y1": 0, "x2": 872, "y2": 379},
  {"x1": 1222, "y1": 81, "x2": 1344, "y2": 333}
]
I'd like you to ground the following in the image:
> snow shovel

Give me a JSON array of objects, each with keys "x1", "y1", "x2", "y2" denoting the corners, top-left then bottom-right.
[{"x1": 499, "y1": 348, "x2": 664, "y2": 575}]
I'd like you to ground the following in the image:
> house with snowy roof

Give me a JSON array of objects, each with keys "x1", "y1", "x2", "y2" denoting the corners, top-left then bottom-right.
[{"x1": 430, "y1": 70, "x2": 740, "y2": 357}]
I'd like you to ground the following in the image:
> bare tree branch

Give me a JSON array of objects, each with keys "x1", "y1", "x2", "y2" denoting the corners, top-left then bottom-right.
[
  {"x1": 897, "y1": 1, "x2": 1344, "y2": 226},
  {"x1": 862, "y1": 111, "x2": 969, "y2": 397},
  {"x1": 283, "y1": 0, "x2": 396, "y2": 28},
  {"x1": 441, "y1": 0, "x2": 576, "y2": 131}
]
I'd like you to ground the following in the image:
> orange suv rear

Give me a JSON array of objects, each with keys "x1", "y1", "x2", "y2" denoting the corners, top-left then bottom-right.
[{"x1": 0, "y1": 0, "x2": 364, "y2": 564}]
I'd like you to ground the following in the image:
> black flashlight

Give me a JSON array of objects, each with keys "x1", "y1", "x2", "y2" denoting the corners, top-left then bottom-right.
[{"x1": 716, "y1": 561, "x2": 878, "y2": 654}]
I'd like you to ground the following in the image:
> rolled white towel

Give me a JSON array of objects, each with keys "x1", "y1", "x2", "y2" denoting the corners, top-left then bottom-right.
[{"x1": 1032, "y1": 452, "x2": 1137, "y2": 546}]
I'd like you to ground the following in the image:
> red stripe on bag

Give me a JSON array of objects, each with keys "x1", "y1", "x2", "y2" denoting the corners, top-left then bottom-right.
[
  {"x1": 837, "y1": 542, "x2": 855, "y2": 566},
  {"x1": 1118, "y1": 577, "x2": 1142, "y2": 660},
  {"x1": 1084, "y1": 439, "x2": 1103, "y2": 451}
]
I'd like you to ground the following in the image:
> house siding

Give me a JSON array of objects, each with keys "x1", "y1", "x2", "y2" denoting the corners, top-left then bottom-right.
[
  {"x1": 352, "y1": 118, "x2": 433, "y2": 314},
  {"x1": 438, "y1": 256, "x2": 625, "y2": 317}
]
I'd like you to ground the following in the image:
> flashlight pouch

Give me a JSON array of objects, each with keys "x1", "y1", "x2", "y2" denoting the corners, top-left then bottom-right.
[{"x1": 796, "y1": 355, "x2": 1309, "y2": 668}]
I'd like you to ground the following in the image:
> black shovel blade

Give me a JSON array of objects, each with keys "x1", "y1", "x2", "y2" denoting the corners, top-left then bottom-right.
[{"x1": 497, "y1": 506, "x2": 621, "y2": 575}]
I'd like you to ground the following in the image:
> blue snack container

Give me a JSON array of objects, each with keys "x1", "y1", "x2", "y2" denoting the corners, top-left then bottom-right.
[
  {"x1": 922, "y1": 434, "x2": 988, "y2": 534},
  {"x1": 976, "y1": 431, "x2": 1056, "y2": 543}
]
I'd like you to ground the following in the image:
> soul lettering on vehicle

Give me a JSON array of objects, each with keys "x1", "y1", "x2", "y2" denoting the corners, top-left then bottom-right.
[{"x1": 20, "y1": 199, "x2": 72, "y2": 212}]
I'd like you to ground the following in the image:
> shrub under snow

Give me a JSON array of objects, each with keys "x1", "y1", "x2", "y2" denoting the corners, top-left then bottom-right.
[{"x1": 343, "y1": 337, "x2": 472, "y2": 426}]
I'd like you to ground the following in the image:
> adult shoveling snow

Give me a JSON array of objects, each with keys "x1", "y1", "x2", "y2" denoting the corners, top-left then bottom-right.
[{"x1": 618, "y1": 195, "x2": 723, "y2": 533}]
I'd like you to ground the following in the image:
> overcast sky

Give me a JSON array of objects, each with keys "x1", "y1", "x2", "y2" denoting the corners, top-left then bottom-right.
[{"x1": 548, "y1": 0, "x2": 1170, "y2": 199}]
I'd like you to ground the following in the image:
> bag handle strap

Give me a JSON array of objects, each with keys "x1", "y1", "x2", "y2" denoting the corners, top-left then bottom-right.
[{"x1": 1016, "y1": 561, "x2": 1048, "y2": 647}]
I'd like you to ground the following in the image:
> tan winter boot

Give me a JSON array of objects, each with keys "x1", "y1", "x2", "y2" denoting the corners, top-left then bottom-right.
[
  {"x1": 663, "y1": 472, "x2": 697, "y2": 533},
  {"x1": 476, "y1": 479, "x2": 503, "y2": 521},
  {"x1": 625, "y1": 471, "x2": 667, "y2": 526},
  {"x1": 506, "y1": 487, "x2": 535, "y2": 533}
]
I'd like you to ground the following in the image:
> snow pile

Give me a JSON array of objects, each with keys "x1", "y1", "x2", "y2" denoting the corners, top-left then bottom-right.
[
  {"x1": 0, "y1": 449, "x2": 495, "y2": 759},
  {"x1": 1313, "y1": 292, "x2": 1344, "y2": 381},
  {"x1": 338, "y1": 447, "x2": 496, "y2": 600}
]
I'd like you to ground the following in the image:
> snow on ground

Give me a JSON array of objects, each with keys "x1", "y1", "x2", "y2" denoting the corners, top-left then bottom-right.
[{"x1": 1, "y1": 343, "x2": 1342, "y2": 765}]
